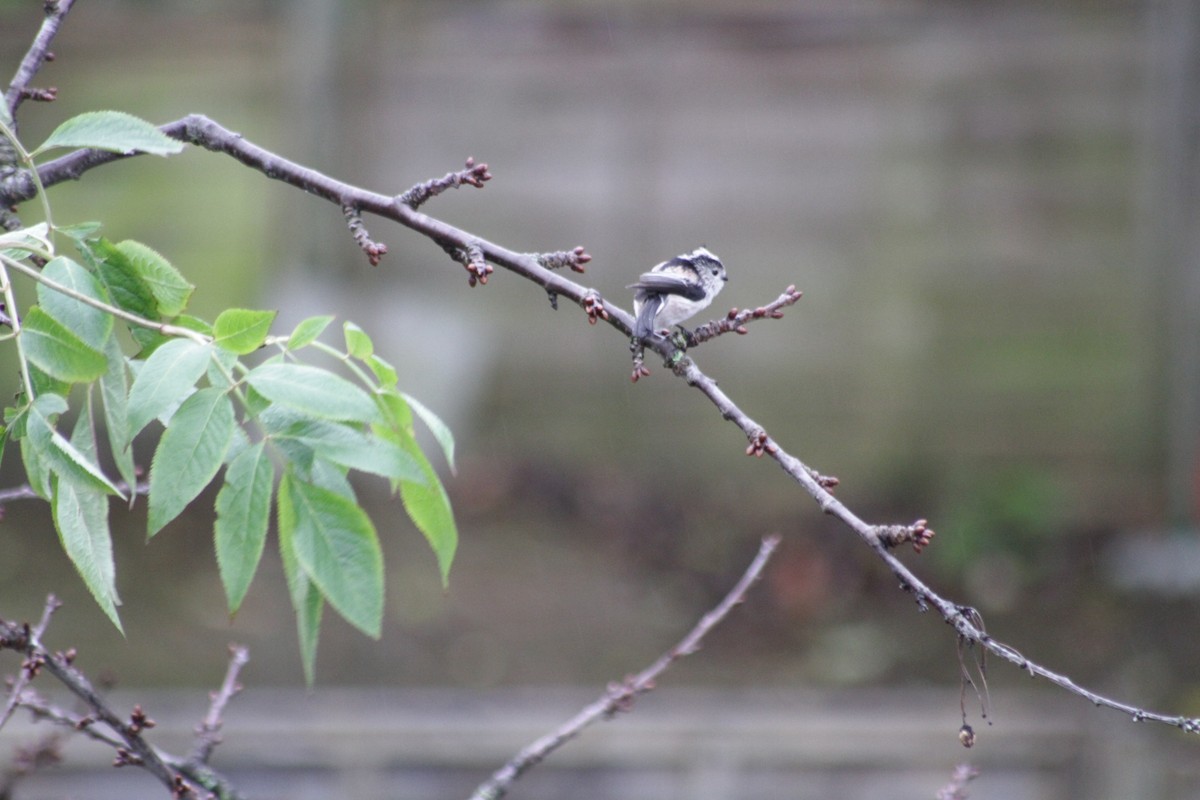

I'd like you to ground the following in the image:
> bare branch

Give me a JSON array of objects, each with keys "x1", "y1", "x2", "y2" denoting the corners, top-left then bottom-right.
[
  {"x1": 468, "y1": 534, "x2": 781, "y2": 800},
  {"x1": 0, "y1": 594, "x2": 59, "y2": 732},
  {"x1": 11, "y1": 115, "x2": 1200, "y2": 742},
  {"x1": 397, "y1": 156, "x2": 492, "y2": 210},
  {"x1": 189, "y1": 644, "x2": 249, "y2": 766},
  {"x1": 0, "y1": 602, "x2": 245, "y2": 799},
  {"x1": 0, "y1": 478, "x2": 148, "y2": 515},
  {"x1": 936, "y1": 764, "x2": 979, "y2": 800},
  {"x1": 687, "y1": 283, "x2": 803, "y2": 345},
  {"x1": 536, "y1": 246, "x2": 591, "y2": 273},
  {"x1": 3, "y1": 0, "x2": 75, "y2": 125}
]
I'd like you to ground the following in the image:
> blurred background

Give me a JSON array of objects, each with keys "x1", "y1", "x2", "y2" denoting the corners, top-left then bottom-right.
[{"x1": 1, "y1": 0, "x2": 1199, "y2": 797}]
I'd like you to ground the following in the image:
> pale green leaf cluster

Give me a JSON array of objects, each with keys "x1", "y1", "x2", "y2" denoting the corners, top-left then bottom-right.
[{"x1": 0, "y1": 112, "x2": 459, "y2": 681}]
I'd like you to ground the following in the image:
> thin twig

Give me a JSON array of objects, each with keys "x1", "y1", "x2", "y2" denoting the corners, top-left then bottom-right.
[
  {"x1": 687, "y1": 284, "x2": 803, "y2": 345},
  {"x1": 189, "y1": 645, "x2": 249, "y2": 766},
  {"x1": 0, "y1": 479, "x2": 148, "y2": 511},
  {"x1": 0, "y1": 594, "x2": 59, "y2": 732},
  {"x1": 936, "y1": 763, "x2": 979, "y2": 800},
  {"x1": 3, "y1": 0, "x2": 75, "y2": 125},
  {"x1": 468, "y1": 534, "x2": 781, "y2": 800}
]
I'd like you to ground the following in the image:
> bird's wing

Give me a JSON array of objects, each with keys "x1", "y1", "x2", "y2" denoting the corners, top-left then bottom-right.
[{"x1": 627, "y1": 271, "x2": 706, "y2": 301}]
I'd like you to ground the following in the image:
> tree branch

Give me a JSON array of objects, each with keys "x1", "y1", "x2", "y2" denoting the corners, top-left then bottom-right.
[
  {"x1": 10, "y1": 114, "x2": 1200, "y2": 741},
  {"x1": 0, "y1": 601, "x2": 245, "y2": 799},
  {"x1": 3, "y1": 0, "x2": 75, "y2": 125},
  {"x1": 188, "y1": 644, "x2": 248, "y2": 766},
  {"x1": 468, "y1": 534, "x2": 781, "y2": 800}
]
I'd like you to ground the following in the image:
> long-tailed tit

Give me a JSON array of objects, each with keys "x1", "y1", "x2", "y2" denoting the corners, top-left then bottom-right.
[{"x1": 628, "y1": 247, "x2": 727, "y2": 341}]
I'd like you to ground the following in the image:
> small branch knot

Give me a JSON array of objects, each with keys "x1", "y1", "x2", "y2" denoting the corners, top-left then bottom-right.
[
  {"x1": 171, "y1": 773, "x2": 192, "y2": 799},
  {"x1": 604, "y1": 677, "x2": 639, "y2": 716},
  {"x1": 445, "y1": 241, "x2": 492, "y2": 287},
  {"x1": 128, "y1": 704, "x2": 155, "y2": 735},
  {"x1": 398, "y1": 156, "x2": 492, "y2": 210},
  {"x1": 745, "y1": 430, "x2": 776, "y2": 458},
  {"x1": 19, "y1": 86, "x2": 57, "y2": 103},
  {"x1": 537, "y1": 246, "x2": 592, "y2": 273},
  {"x1": 581, "y1": 291, "x2": 609, "y2": 325},
  {"x1": 630, "y1": 350, "x2": 650, "y2": 382},
  {"x1": 342, "y1": 204, "x2": 388, "y2": 266},
  {"x1": 876, "y1": 519, "x2": 936, "y2": 553}
]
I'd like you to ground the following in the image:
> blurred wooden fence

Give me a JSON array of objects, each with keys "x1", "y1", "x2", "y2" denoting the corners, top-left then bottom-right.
[{"x1": 2, "y1": 688, "x2": 1196, "y2": 800}]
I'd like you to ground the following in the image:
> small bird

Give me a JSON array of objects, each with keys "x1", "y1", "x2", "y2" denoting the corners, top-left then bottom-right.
[{"x1": 628, "y1": 247, "x2": 727, "y2": 342}]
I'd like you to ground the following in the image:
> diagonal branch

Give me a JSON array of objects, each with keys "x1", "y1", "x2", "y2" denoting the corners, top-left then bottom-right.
[
  {"x1": 12, "y1": 116, "x2": 1200, "y2": 739},
  {"x1": 3, "y1": 0, "x2": 75, "y2": 125},
  {"x1": 0, "y1": 604, "x2": 245, "y2": 799},
  {"x1": 468, "y1": 534, "x2": 781, "y2": 800}
]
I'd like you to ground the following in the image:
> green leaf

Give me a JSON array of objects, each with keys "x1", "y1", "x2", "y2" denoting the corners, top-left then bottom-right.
[
  {"x1": 26, "y1": 394, "x2": 124, "y2": 497},
  {"x1": 0, "y1": 222, "x2": 51, "y2": 260},
  {"x1": 206, "y1": 345, "x2": 239, "y2": 388},
  {"x1": 115, "y1": 240, "x2": 194, "y2": 317},
  {"x1": 127, "y1": 338, "x2": 212, "y2": 437},
  {"x1": 38, "y1": 256, "x2": 113, "y2": 350},
  {"x1": 401, "y1": 391, "x2": 456, "y2": 474},
  {"x1": 281, "y1": 472, "x2": 383, "y2": 638},
  {"x1": 365, "y1": 354, "x2": 397, "y2": 389},
  {"x1": 309, "y1": 457, "x2": 355, "y2": 498},
  {"x1": 287, "y1": 315, "x2": 334, "y2": 350},
  {"x1": 278, "y1": 484, "x2": 323, "y2": 685},
  {"x1": 174, "y1": 314, "x2": 214, "y2": 336},
  {"x1": 34, "y1": 111, "x2": 183, "y2": 157},
  {"x1": 245, "y1": 363, "x2": 381, "y2": 424},
  {"x1": 147, "y1": 387, "x2": 235, "y2": 537},
  {"x1": 57, "y1": 221, "x2": 103, "y2": 243},
  {"x1": 215, "y1": 441, "x2": 274, "y2": 615},
  {"x1": 261, "y1": 409, "x2": 425, "y2": 484},
  {"x1": 51, "y1": 402, "x2": 122, "y2": 631},
  {"x1": 343, "y1": 322, "x2": 373, "y2": 359},
  {"x1": 397, "y1": 433, "x2": 457, "y2": 586},
  {"x1": 213, "y1": 308, "x2": 276, "y2": 355},
  {"x1": 91, "y1": 238, "x2": 158, "y2": 320},
  {"x1": 99, "y1": 337, "x2": 138, "y2": 492},
  {"x1": 19, "y1": 427, "x2": 51, "y2": 500},
  {"x1": 29, "y1": 364, "x2": 70, "y2": 399},
  {"x1": 21, "y1": 307, "x2": 107, "y2": 383},
  {"x1": 53, "y1": 477, "x2": 122, "y2": 631}
]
